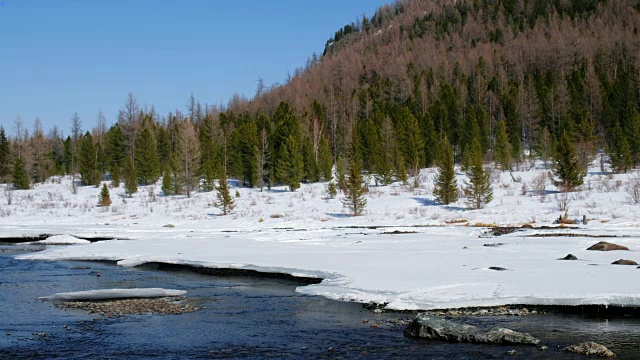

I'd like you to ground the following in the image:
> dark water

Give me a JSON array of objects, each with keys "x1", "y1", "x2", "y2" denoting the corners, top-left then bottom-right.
[{"x1": 1, "y1": 244, "x2": 639, "y2": 359}]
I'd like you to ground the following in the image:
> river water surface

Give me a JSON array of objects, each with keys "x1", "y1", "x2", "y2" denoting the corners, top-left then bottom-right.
[{"x1": 1, "y1": 244, "x2": 639, "y2": 359}]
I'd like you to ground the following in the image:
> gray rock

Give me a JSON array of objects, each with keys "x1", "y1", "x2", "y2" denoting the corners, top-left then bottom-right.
[
  {"x1": 489, "y1": 266, "x2": 509, "y2": 271},
  {"x1": 538, "y1": 345, "x2": 548, "y2": 351},
  {"x1": 404, "y1": 315, "x2": 540, "y2": 345},
  {"x1": 564, "y1": 342, "x2": 615, "y2": 358},
  {"x1": 506, "y1": 350, "x2": 517, "y2": 356},
  {"x1": 559, "y1": 254, "x2": 578, "y2": 260},
  {"x1": 612, "y1": 259, "x2": 638, "y2": 265},
  {"x1": 587, "y1": 241, "x2": 629, "y2": 251},
  {"x1": 163, "y1": 224, "x2": 175, "y2": 228}
]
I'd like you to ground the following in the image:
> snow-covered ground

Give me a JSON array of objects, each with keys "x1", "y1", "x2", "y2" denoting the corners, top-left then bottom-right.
[{"x1": 3, "y1": 157, "x2": 640, "y2": 310}]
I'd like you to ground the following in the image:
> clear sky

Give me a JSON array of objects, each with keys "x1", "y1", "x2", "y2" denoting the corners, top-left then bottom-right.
[{"x1": 0, "y1": 0, "x2": 390, "y2": 134}]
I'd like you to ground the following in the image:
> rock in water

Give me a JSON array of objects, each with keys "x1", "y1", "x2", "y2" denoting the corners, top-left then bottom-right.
[
  {"x1": 587, "y1": 242, "x2": 629, "y2": 251},
  {"x1": 489, "y1": 267, "x2": 509, "y2": 271},
  {"x1": 404, "y1": 315, "x2": 540, "y2": 345},
  {"x1": 559, "y1": 254, "x2": 578, "y2": 260},
  {"x1": 612, "y1": 259, "x2": 638, "y2": 265},
  {"x1": 564, "y1": 342, "x2": 615, "y2": 358}
]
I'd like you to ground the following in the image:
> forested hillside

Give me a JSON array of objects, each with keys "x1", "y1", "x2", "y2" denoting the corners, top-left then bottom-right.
[{"x1": 1, "y1": 0, "x2": 640, "y2": 196}]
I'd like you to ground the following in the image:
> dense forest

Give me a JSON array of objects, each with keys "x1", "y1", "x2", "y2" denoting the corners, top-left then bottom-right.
[{"x1": 1, "y1": 0, "x2": 640, "y2": 198}]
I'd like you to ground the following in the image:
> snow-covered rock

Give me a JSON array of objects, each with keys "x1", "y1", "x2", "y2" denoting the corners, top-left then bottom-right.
[{"x1": 31, "y1": 234, "x2": 90, "y2": 245}]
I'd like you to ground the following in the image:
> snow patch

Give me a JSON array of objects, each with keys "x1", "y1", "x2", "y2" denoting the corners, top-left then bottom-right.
[
  {"x1": 31, "y1": 234, "x2": 90, "y2": 245},
  {"x1": 39, "y1": 288, "x2": 186, "y2": 301}
]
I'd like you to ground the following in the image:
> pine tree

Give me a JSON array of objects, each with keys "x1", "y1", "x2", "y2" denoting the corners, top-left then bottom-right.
[
  {"x1": 0, "y1": 126, "x2": 11, "y2": 182},
  {"x1": 134, "y1": 120, "x2": 161, "y2": 185},
  {"x1": 98, "y1": 183, "x2": 112, "y2": 207},
  {"x1": 123, "y1": 156, "x2": 137, "y2": 197},
  {"x1": 327, "y1": 181, "x2": 337, "y2": 199},
  {"x1": 552, "y1": 131, "x2": 586, "y2": 191},
  {"x1": 433, "y1": 136, "x2": 458, "y2": 205},
  {"x1": 336, "y1": 155, "x2": 346, "y2": 191},
  {"x1": 608, "y1": 122, "x2": 632, "y2": 173},
  {"x1": 111, "y1": 164, "x2": 120, "y2": 188},
  {"x1": 161, "y1": 164, "x2": 173, "y2": 196},
  {"x1": 78, "y1": 131, "x2": 97, "y2": 186},
  {"x1": 375, "y1": 116, "x2": 398, "y2": 185},
  {"x1": 342, "y1": 159, "x2": 367, "y2": 216},
  {"x1": 216, "y1": 167, "x2": 235, "y2": 215},
  {"x1": 422, "y1": 113, "x2": 438, "y2": 167},
  {"x1": 12, "y1": 158, "x2": 29, "y2": 190},
  {"x1": 200, "y1": 118, "x2": 217, "y2": 192},
  {"x1": 463, "y1": 143, "x2": 493, "y2": 210},
  {"x1": 494, "y1": 120, "x2": 511, "y2": 171},
  {"x1": 275, "y1": 135, "x2": 303, "y2": 191},
  {"x1": 302, "y1": 136, "x2": 319, "y2": 182}
]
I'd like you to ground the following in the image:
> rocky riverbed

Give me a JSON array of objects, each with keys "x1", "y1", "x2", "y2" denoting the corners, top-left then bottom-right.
[{"x1": 53, "y1": 296, "x2": 199, "y2": 318}]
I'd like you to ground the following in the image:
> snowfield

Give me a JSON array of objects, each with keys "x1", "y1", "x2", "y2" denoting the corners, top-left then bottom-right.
[{"x1": 4, "y1": 157, "x2": 640, "y2": 310}]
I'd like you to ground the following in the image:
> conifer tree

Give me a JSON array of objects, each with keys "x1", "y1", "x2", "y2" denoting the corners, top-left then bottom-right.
[
  {"x1": 463, "y1": 141, "x2": 493, "y2": 210},
  {"x1": 0, "y1": 127, "x2": 11, "y2": 182},
  {"x1": 78, "y1": 131, "x2": 97, "y2": 186},
  {"x1": 111, "y1": 165, "x2": 120, "y2": 188},
  {"x1": 134, "y1": 121, "x2": 161, "y2": 185},
  {"x1": 302, "y1": 136, "x2": 319, "y2": 182},
  {"x1": 433, "y1": 136, "x2": 458, "y2": 205},
  {"x1": 494, "y1": 120, "x2": 511, "y2": 171},
  {"x1": 627, "y1": 109, "x2": 640, "y2": 167},
  {"x1": 216, "y1": 166, "x2": 235, "y2": 215},
  {"x1": 342, "y1": 159, "x2": 367, "y2": 216},
  {"x1": 12, "y1": 158, "x2": 29, "y2": 190},
  {"x1": 200, "y1": 119, "x2": 217, "y2": 192},
  {"x1": 98, "y1": 183, "x2": 112, "y2": 207},
  {"x1": 608, "y1": 122, "x2": 632, "y2": 173},
  {"x1": 161, "y1": 163, "x2": 173, "y2": 196},
  {"x1": 276, "y1": 135, "x2": 303, "y2": 191},
  {"x1": 552, "y1": 131, "x2": 586, "y2": 191},
  {"x1": 422, "y1": 113, "x2": 438, "y2": 167},
  {"x1": 123, "y1": 156, "x2": 137, "y2": 197},
  {"x1": 375, "y1": 116, "x2": 398, "y2": 185},
  {"x1": 327, "y1": 181, "x2": 337, "y2": 199},
  {"x1": 335, "y1": 155, "x2": 346, "y2": 191}
]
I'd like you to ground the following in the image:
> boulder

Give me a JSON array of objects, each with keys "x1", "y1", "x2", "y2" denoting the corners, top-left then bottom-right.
[
  {"x1": 587, "y1": 241, "x2": 629, "y2": 251},
  {"x1": 612, "y1": 259, "x2": 638, "y2": 265},
  {"x1": 563, "y1": 342, "x2": 615, "y2": 358},
  {"x1": 404, "y1": 315, "x2": 540, "y2": 345},
  {"x1": 559, "y1": 254, "x2": 578, "y2": 260},
  {"x1": 489, "y1": 267, "x2": 509, "y2": 271}
]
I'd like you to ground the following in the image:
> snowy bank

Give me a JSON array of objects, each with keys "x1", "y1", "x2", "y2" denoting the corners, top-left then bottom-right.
[
  {"x1": 30, "y1": 234, "x2": 90, "y2": 245},
  {"x1": 39, "y1": 288, "x2": 187, "y2": 301},
  {"x1": 20, "y1": 226, "x2": 640, "y2": 310}
]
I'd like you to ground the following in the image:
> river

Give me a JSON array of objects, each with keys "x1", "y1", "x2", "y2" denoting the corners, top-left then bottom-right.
[{"x1": 1, "y1": 244, "x2": 639, "y2": 359}]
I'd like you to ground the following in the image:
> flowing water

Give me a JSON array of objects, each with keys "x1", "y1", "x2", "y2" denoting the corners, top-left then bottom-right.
[{"x1": 1, "y1": 244, "x2": 639, "y2": 359}]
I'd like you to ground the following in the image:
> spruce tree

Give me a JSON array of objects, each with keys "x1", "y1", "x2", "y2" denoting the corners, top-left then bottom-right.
[
  {"x1": 423, "y1": 113, "x2": 438, "y2": 167},
  {"x1": 317, "y1": 136, "x2": 333, "y2": 182},
  {"x1": 336, "y1": 155, "x2": 346, "y2": 191},
  {"x1": 342, "y1": 159, "x2": 367, "y2": 216},
  {"x1": 551, "y1": 131, "x2": 586, "y2": 191},
  {"x1": 123, "y1": 156, "x2": 137, "y2": 197},
  {"x1": 433, "y1": 136, "x2": 458, "y2": 205},
  {"x1": 463, "y1": 142, "x2": 493, "y2": 209},
  {"x1": 161, "y1": 164, "x2": 173, "y2": 196},
  {"x1": 134, "y1": 122, "x2": 161, "y2": 185},
  {"x1": 216, "y1": 167, "x2": 235, "y2": 215},
  {"x1": 0, "y1": 126, "x2": 11, "y2": 182},
  {"x1": 12, "y1": 158, "x2": 29, "y2": 190},
  {"x1": 98, "y1": 183, "x2": 112, "y2": 207},
  {"x1": 78, "y1": 131, "x2": 97, "y2": 186},
  {"x1": 275, "y1": 135, "x2": 303, "y2": 191},
  {"x1": 111, "y1": 164, "x2": 120, "y2": 188},
  {"x1": 199, "y1": 123, "x2": 217, "y2": 192},
  {"x1": 494, "y1": 120, "x2": 511, "y2": 171},
  {"x1": 327, "y1": 181, "x2": 337, "y2": 199},
  {"x1": 608, "y1": 122, "x2": 632, "y2": 173},
  {"x1": 302, "y1": 137, "x2": 319, "y2": 183}
]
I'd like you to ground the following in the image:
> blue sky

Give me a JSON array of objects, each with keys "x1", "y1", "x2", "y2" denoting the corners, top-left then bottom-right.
[{"x1": 0, "y1": 0, "x2": 389, "y2": 134}]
